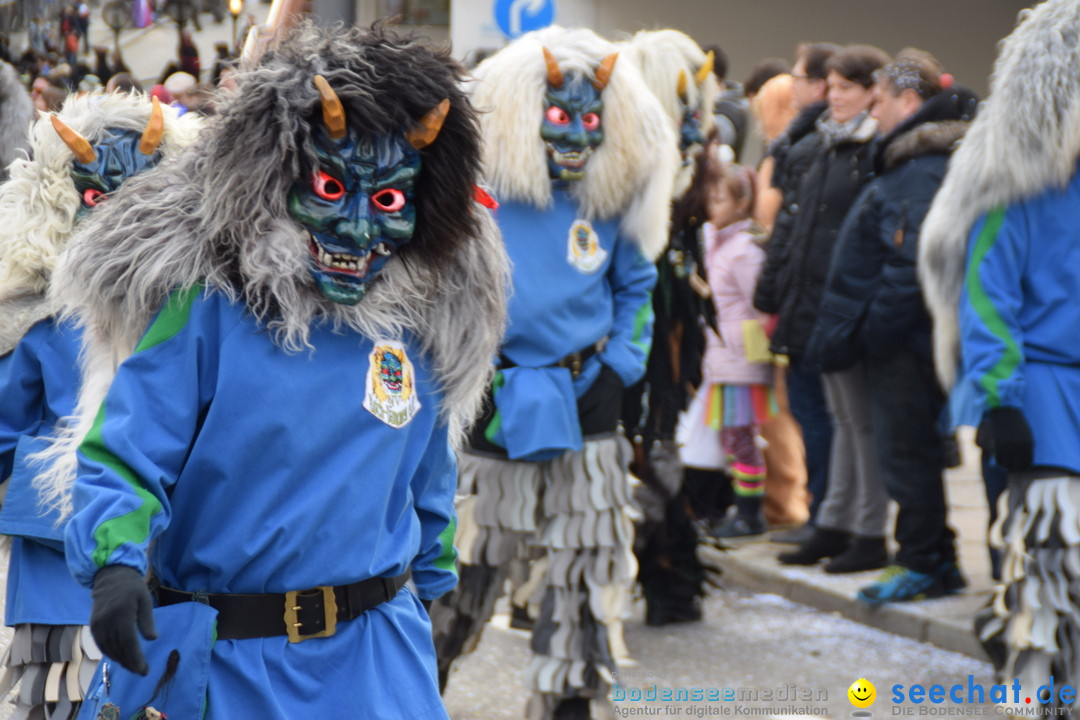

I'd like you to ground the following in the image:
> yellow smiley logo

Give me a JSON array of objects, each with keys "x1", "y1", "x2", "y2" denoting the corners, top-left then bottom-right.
[{"x1": 848, "y1": 678, "x2": 876, "y2": 708}]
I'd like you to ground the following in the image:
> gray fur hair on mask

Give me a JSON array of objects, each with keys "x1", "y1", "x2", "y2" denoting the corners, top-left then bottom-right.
[{"x1": 38, "y1": 22, "x2": 509, "y2": 518}]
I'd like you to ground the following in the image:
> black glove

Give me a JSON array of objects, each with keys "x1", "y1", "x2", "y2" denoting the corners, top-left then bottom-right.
[
  {"x1": 977, "y1": 406, "x2": 1034, "y2": 473},
  {"x1": 90, "y1": 565, "x2": 158, "y2": 676},
  {"x1": 577, "y1": 364, "x2": 624, "y2": 436}
]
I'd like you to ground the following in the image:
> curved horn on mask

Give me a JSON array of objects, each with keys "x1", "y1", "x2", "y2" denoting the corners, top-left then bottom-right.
[
  {"x1": 695, "y1": 50, "x2": 715, "y2": 85},
  {"x1": 677, "y1": 70, "x2": 688, "y2": 99},
  {"x1": 542, "y1": 47, "x2": 564, "y2": 89},
  {"x1": 313, "y1": 75, "x2": 347, "y2": 140},
  {"x1": 592, "y1": 52, "x2": 618, "y2": 91},
  {"x1": 138, "y1": 96, "x2": 165, "y2": 155},
  {"x1": 50, "y1": 114, "x2": 96, "y2": 164},
  {"x1": 406, "y1": 98, "x2": 450, "y2": 150}
]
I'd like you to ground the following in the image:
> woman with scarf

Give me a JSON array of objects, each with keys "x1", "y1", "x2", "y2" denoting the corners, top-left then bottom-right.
[{"x1": 764, "y1": 44, "x2": 893, "y2": 573}]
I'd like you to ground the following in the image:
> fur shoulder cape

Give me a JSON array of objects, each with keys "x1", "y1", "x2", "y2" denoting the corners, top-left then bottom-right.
[
  {"x1": 37, "y1": 24, "x2": 509, "y2": 518},
  {"x1": 469, "y1": 25, "x2": 676, "y2": 260},
  {"x1": 919, "y1": 0, "x2": 1080, "y2": 388}
]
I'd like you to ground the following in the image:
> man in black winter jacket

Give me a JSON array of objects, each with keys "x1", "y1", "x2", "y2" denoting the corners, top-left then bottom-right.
[
  {"x1": 753, "y1": 42, "x2": 838, "y2": 534},
  {"x1": 804, "y1": 54, "x2": 979, "y2": 603}
]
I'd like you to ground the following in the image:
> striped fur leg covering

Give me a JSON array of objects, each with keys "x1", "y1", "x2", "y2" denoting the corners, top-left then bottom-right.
[
  {"x1": 524, "y1": 435, "x2": 638, "y2": 720},
  {"x1": 979, "y1": 476, "x2": 1080, "y2": 714},
  {"x1": 430, "y1": 451, "x2": 543, "y2": 693},
  {"x1": 0, "y1": 624, "x2": 100, "y2": 720}
]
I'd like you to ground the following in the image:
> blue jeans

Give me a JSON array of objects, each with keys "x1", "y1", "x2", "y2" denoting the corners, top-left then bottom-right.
[{"x1": 786, "y1": 356, "x2": 832, "y2": 522}]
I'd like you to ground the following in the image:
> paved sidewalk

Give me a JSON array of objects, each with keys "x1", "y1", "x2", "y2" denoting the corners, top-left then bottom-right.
[{"x1": 698, "y1": 426, "x2": 996, "y2": 661}]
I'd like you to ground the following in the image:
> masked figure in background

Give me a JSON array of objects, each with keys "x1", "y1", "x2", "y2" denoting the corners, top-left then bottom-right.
[
  {"x1": 617, "y1": 29, "x2": 718, "y2": 627},
  {"x1": 920, "y1": 0, "x2": 1080, "y2": 702},
  {"x1": 41, "y1": 23, "x2": 506, "y2": 720},
  {"x1": 429, "y1": 25, "x2": 675, "y2": 720},
  {"x1": 0, "y1": 92, "x2": 199, "y2": 720}
]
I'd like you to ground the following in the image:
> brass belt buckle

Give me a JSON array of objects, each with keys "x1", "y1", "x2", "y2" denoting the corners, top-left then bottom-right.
[
  {"x1": 568, "y1": 353, "x2": 583, "y2": 378},
  {"x1": 284, "y1": 586, "x2": 338, "y2": 643}
]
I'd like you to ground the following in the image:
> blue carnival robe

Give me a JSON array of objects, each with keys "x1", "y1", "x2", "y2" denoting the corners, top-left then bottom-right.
[
  {"x1": 958, "y1": 167, "x2": 1080, "y2": 474},
  {"x1": 490, "y1": 192, "x2": 656, "y2": 458},
  {"x1": 0, "y1": 317, "x2": 92, "y2": 626},
  {"x1": 65, "y1": 287, "x2": 457, "y2": 720}
]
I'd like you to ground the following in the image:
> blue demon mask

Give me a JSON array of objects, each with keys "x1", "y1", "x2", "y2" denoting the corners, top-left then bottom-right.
[
  {"x1": 288, "y1": 126, "x2": 421, "y2": 306},
  {"x1": 541, "y1": 78, "x2": 603, "y2": 181},
  {"x1": 540, "y1": 49, "x2": 617, "y2": 182},
  {"x1": 678, "y1": 94, "x2": 705, "y2": 164},
  {"x1": 51, "y1": 100, "x2": 166, "y2": 219},
  {"x1": 288, "y1": 77, "x2": 449, "y2": 306},
  {"x1": 70, "y1": 130, "x2": 162, "y2": 218}
]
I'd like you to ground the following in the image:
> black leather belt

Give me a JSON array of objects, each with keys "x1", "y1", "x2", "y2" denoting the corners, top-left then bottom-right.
[
  {"x1": 155, "y1": 569, "x2": 411, "y2": 642},
  {"x1": 499, "y1": 340, "x2": 604, "y2": 379}
]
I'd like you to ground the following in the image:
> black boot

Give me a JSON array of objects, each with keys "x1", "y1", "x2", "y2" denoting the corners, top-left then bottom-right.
[
  {"x1": 553, "y1": 697, "x2": 593, "y2": 720},
  {"x1": 777, "y1": 527, "x2": 850, "y2": 565},
  {"x1": 823, "y1": 535, "x2": 888, "y2": 573}
]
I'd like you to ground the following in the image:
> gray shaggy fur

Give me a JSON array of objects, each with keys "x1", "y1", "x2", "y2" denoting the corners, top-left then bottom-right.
[
  {"x1": 920, "y1": 0, "x2": 1080, "y2": 388},
  {"x1": 0, "y1": 292, "x2": 56, "y2": 356},
  {"x1": 0, "y1": 60, "x2": 33, "y2": 182},
  {"x1": 41, "y1": 23, "x2": 507, "y2": 517}
]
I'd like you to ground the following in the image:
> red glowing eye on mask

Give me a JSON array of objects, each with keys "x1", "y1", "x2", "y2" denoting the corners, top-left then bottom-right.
[
  {"x1": 313, "y1": 169, "x2": 345, "y2": 200},
  {"x1": 371, "y1": 188, "x2": 406, "y2": 212},
  {"x1": 582, "y1": 113, "x2": 600, "y2": 131},
  {"x1": 82, "y1": 188, "x2": 104, "y2": 207},
  {"x1": 545, "y1": 106, "x2": 571, "y2": 125}
]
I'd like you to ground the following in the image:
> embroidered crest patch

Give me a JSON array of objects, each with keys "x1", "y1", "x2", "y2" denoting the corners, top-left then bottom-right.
[
  {"x1": 364, "y1": 340, "x2": 421, "y2": 428},
  {"x1": 566, "y1": 219, "x2": 607, "y2": 274}
]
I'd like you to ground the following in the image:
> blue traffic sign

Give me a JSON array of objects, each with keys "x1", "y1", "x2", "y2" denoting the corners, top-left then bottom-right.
[{"x1": 494, "y1": 0, "x2": 556, "y2": 40}]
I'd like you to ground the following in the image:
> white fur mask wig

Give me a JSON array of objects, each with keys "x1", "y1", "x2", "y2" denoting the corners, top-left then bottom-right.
[
  {"x1": 920, "y1": 0, "x2": 1080, "y2": 388},
  {"x1": 470, "y1": 25, "x2": 676, "y2": 260},
  {"x1": 0, "y1": 92, "x2": 201, "y2": 300},
  {"x1": 621, "y1": 29, "x2": 719, "y2": 198}
]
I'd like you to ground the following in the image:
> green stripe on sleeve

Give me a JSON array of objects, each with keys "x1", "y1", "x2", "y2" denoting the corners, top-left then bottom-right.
[
  {"x1": 965, "y1": 208, "x2": 1021, "y2": 407},
  {"x1": 434, "y1": 516, "x2": 458, "y2": 574},
  {"x1": 631, "y1": 293, "x2": 653, "y2": 353},
  {"x1": 483, "y1": 371, "x2": 505, "y2": 445},
  {"x1": 134, "y1": 284, "x2": 202, "y2": 353},
  {"x1": 85, "y1": 402, "x2": 163, "y2": 568},
  {"x1": 86, "y1": 285, "x2": 202, "y2": 567}
]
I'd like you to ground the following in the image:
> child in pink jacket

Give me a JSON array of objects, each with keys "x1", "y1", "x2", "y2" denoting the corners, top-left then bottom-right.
[{"x1": 686, "y1": 164, "x2": 776, "y2": 539}]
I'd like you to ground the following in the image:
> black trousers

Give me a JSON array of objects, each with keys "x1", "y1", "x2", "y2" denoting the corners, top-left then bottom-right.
[{"x1": 865, "y1": 345, "x2": 956, "y2": 574}]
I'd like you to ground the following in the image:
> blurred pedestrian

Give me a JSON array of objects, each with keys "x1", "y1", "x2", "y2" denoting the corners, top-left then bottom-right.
[
  {"x1": 771, "y1": 44, "x2": 889, "y2": 571},
  {"x1": 703, "y1": 43, "x2": 749, "y2": 161},
  {"x1": 210, "y1": 41, "x2": 232, "y2": 86},
  {"x1": 744, "y1": 73, "x2": 810, "y2": 530},
  {"x1": 743, "y1": 57, "x2": 791, "y2": 103},
  {"x1": 76, "y1": 1, "x2": 90, "y2": 54},
  {"x1": 750, "y1": 73, "x2": 796, "y2": 230},
  {"x1": 689, "y1": 164, "x2": 776, "y2": 539},
  {"x1": 806, "y1": 51, "x2": 977, "y2": 595},
  {"x1": 105, "y1": 71, "x2": 142, "y2": 93},
  {"x1": 178, "y1": 28, "x2": 200, "y2": 80},
  {"x1": 753, "y1": 41, "x2": 838, "y2": 543}
]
